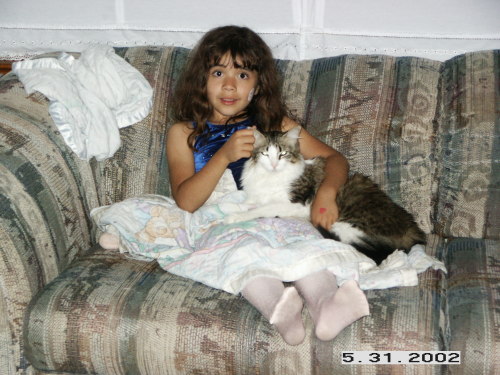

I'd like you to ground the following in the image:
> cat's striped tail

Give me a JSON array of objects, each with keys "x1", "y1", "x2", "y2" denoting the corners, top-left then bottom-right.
[{"x1": 316, "y1": 223, "x2": 425, "y2": 265}]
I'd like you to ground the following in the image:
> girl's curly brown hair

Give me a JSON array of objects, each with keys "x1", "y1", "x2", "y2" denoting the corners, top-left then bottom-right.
[{"x1": 171, "y1": 25, "x2": 288, "y2": 148}]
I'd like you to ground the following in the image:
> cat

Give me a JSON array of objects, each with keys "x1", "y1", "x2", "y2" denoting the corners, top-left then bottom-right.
[{"x1": 224, "y1": 126, "x2": 426, "y2": 264}]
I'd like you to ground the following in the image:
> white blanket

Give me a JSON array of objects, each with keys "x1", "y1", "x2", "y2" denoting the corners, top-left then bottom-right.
[
  {"x1": 92, "y1": 170, "x2": 446, "y2": 294},
  {"x1": 12, "y1": 46, "x2": 153, "y2": 161}
]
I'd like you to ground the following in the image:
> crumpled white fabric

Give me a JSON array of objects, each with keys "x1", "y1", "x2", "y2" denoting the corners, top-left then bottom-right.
[
  {"x1": 353, "y1": 244, "x2": 447, "y2": 290},
  {"x1": 12, "y1": 46, "x2": 153, "y2": 161}
]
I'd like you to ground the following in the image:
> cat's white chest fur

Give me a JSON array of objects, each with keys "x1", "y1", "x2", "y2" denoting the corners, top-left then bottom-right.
[
  {"x1": 242, "y1": 156, "x2": 303, "y2": 205},
  {"x1": 224, "y1": 139, "x2": 311, "y2": 224}
]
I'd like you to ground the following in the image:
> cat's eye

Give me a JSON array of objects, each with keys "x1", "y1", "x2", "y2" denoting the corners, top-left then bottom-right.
[
  {"x1": 279, "y1": 151, "x2": 288, "y2": 157},
  {"x1": 260, "y1": 152, "x2": 269, "y2": 156}
]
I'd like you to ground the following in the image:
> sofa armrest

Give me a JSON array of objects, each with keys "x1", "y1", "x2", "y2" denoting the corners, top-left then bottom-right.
[
  {"x1": 434, "y1": 50, "x2": 500, "y2": 240},
  {"x1": 0, "y1": 73, "x2": 99, "y2": 372}
]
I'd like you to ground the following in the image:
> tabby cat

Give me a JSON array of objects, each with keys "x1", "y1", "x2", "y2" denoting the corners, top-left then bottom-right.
[{"x1": 224, "y1": 126, "x2": 426, "y2": 264}]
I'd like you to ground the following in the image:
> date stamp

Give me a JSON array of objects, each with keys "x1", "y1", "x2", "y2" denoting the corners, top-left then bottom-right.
[{"x1": 342, "y1": 351, "x2": 461, "y2": 365}]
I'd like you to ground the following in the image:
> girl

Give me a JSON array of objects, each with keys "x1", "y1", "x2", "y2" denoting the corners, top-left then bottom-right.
[
  {"x1": 98, "y1": 26, "x2": 369, "y2": 345},
  {"x1": 166, "y1": 26, "x2": 369, "y2": 345}
]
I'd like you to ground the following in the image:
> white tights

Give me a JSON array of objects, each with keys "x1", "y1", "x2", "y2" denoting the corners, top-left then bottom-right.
[{"x1": 242, "y1": 270, "x2": 369, "y2": 345}]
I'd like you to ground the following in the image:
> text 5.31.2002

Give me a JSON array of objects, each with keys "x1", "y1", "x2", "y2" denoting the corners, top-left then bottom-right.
[{"x1": 341, "y1": 351, "x2": 461, "y2": 365}]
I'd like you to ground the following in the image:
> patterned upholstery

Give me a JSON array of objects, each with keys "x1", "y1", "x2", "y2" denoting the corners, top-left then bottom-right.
[
  {"x1": 443, "y1": 238, "x2": 500, "y2": 374},
  {"x1": 434, "y1": 51, "x2": 500, "y2": 240},
  {"x1": 24, "y1": 236, "x2": 445, "y2": 374},
  {"x1": 0, "y1": 46, "x2": 498, "y2": 374},
  {"x1": 284, "y1": 55, "x2": 441, "y2": 234},
  {"x1": 0, "y1": 73, "x2": 98, "y2": 375},
  {"x1": 91, "y1": 47, "x2": 185, "y2": 205}
]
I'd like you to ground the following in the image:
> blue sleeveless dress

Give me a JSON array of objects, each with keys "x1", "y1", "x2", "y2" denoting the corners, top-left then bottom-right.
[{"x1": 193, "y1": 118, "x2": 253, "y2": 190}]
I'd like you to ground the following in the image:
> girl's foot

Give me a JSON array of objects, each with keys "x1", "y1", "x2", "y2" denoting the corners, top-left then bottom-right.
[
  {"x1": 241, "y1": 278, "x2": 306, "y2": 346},
  {"x1": 99, "y1": 232, "x2": 120, "y2": 249},
  {"x1": 314, "y1": 280, "x2": 369, "y2": 341},
  {"x1": 295, "y1": 270, "x2": 369, "y2": 341},
  {"x1": 269, "y1": 286, "x2": 306, "y2": 346}
]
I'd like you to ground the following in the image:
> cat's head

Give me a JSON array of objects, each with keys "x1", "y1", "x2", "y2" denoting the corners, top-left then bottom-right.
[{"x1": 249, "y1": 126, "x2": 303, "y2": 172}]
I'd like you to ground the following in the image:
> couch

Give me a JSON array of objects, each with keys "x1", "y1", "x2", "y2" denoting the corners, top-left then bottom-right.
[{"x1": 0, "y1": 46, "x2": 498, "y2": 375}]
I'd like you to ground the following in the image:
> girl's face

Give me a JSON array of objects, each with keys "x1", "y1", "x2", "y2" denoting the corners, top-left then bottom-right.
[{"x1": 206, "y1": 53, "x2": 258, "y2": 124}]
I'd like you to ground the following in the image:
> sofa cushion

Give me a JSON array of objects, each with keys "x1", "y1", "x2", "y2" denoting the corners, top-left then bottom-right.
[
  {"x1": 443, "y1": 237, "x2": 500, "y2": 374},
  {"x1": 0, "y1": 72, "x2": 100, "y2": 373},
  {"x1": 434, "y1": 50, "x2": 500, "y2": 240},
  {"x1": 91, "y1": 47, "x2": 190, "y2": 205},
  {"x1": 24, "y1": 235, "x2": 446, "y2": 374},
  {"x1": 279, "y1": 55, "x2": 442, "y2": 234}
]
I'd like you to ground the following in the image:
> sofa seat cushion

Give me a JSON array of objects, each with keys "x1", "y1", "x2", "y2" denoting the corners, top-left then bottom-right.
[
  {"x1": 24, "y1": 237, "x2": 446, "y2": 374},
  {"x1": 443, "y1": 238, "x2": 500, "y2": 374}
]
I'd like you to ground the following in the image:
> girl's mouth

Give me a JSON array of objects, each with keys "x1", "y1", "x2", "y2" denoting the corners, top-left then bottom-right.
[{"x1": 220, "y1": 98, "x2": 238, "y2": 105}]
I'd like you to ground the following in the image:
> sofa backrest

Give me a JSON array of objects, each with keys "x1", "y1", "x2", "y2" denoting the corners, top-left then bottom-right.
[
  {"x1": 93, "y1": 48, "x2": 444, "y2": 235},
  {"x1": 279, "y1": 52, "x2": 499, "y2": 240},
  {"x1": 279, "y1": 55, "x2": 442, "y2": 234},
  {"x1": 90, "y1": 47, "x2": 188, "y2": 205},
  {"x1": 100, "y1": 47, "x2": 499, "y2": 239}
]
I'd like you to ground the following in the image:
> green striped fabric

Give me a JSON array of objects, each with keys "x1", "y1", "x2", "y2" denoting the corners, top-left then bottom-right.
[
  {"x1": 0, "y1": 74, "x2": 99, "y2": 374},
  {"x1": 443, "y1": 238, "x2": 500, "y2": 374},
  {"x1": 0, "y1": 47, "x2": 189, "y2": 374},
  {"x1": 23, "y1": 236, "x2": 445, "y2": 374},
  {"x1": 280, "y1": 55, "x2": 441, "y2": 234},
  {"x1": 90, "y1": 47, "x2": 187, "y2": 204},
  {"x1": 0, "y1": 46, "x2": 498, "y2": 374},
  {"x1": 434, "y1": 51, "x2": 500, "y2": 240}
]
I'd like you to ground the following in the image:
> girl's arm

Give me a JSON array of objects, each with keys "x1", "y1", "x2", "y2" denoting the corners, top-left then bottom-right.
[
  {"x1": 282, "y1": 117, "x2": 349, "y2": 230},
  {"x1": 166, "y1": 122, "x2": 255, "y2": 212}
]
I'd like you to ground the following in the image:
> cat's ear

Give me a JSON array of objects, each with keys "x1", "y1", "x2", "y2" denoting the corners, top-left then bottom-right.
[
  {"x1": 253, "y1": 128, "x2": 266, "y2": 148},
  {"x1": 285, "y1": 126, "x2": 301, "y2": 144},
  {"x1": 286, "y1": 126, "x2": 301, "y2": 139}
]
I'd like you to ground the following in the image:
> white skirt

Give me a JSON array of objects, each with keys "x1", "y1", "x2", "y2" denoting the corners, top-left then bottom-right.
[{"x1": 91, "y1": 171, "x2": 445, "y2": 294}]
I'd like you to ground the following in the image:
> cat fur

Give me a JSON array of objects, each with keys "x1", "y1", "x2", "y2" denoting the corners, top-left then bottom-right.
[{"x1": 224, "y1": 126, "x2": 426, "y2": 264}]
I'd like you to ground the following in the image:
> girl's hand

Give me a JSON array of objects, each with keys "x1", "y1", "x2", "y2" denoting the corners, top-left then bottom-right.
[
  {"x1": 218, "y1": 127, "x2": 255, "y2": 164},
  {"x1": 310, "y1": 185, "x2": 339, "y2": 231}
]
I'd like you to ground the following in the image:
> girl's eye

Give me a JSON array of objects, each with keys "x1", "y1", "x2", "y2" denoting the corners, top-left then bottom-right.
[
  {"x1": 239, "y1": 72, "x2": 249, "y2": 79},
  {"x1": 212, "y1": 70, "x2": 223, "y2": 77}
]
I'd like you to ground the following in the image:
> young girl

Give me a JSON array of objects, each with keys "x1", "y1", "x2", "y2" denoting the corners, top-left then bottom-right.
[
  {"x1": 166, "y1": 26, "x2": 369, "y2": 345},
  {"x1": 98, "y1": 25, "x2": 369, "y2": 345}
]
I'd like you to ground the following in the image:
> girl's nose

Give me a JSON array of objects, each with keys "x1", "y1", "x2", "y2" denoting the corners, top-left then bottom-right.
[{"x1": 223, "y1": 76, "x2": 236, "y2": 90}]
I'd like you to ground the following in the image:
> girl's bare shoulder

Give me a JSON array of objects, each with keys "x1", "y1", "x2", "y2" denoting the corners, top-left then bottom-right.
[
  {"x1": 168, "y1": 121, "x2": 194, "y2": 137},
  {"x1": 281, "y1": 116, "x2": 301, "y2": 131},
  {"x1": 167, "y1": 121, "x2": 195, "y2": 146}
]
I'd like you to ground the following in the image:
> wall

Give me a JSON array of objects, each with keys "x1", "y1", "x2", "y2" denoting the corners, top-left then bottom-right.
[{"x1": 1, "y1": 0, "x2": 499, "y2": 61}]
